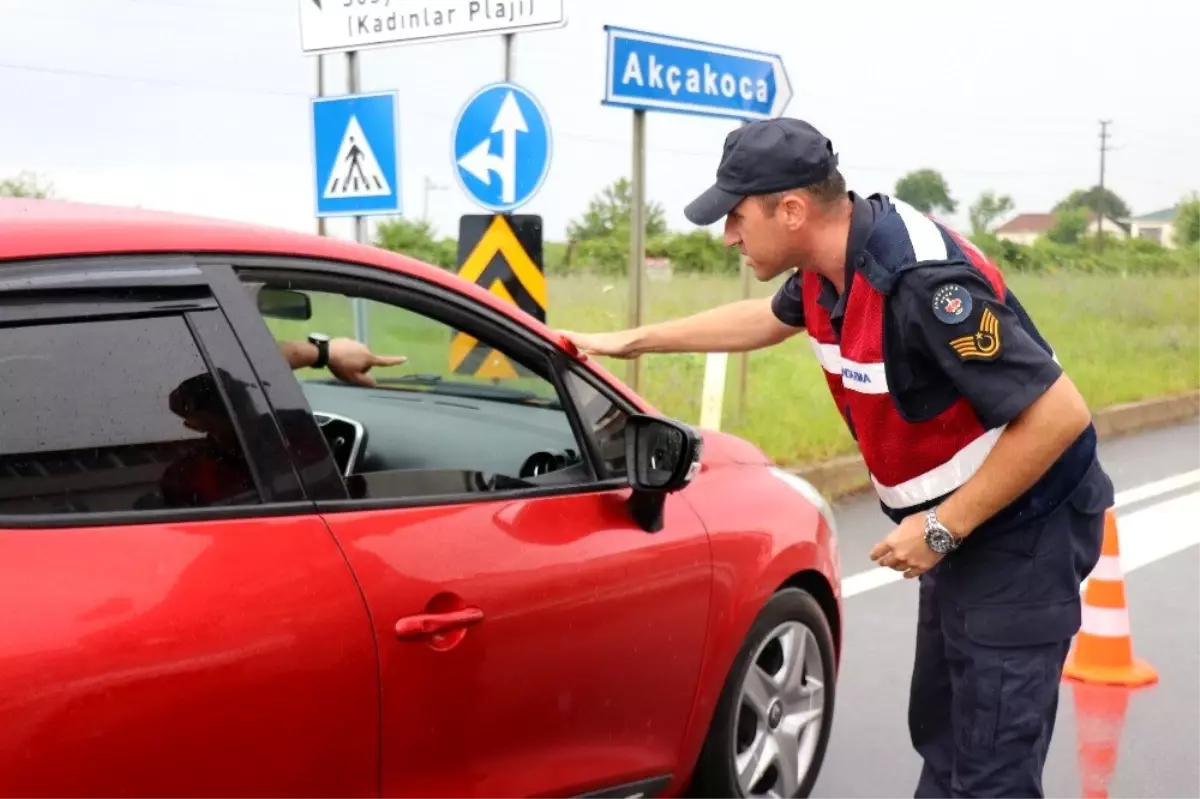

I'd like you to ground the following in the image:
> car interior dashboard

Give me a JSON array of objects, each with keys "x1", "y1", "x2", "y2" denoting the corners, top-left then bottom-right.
[{"x1": 301, "y1": 379, "x2": 593, "y2": 499}]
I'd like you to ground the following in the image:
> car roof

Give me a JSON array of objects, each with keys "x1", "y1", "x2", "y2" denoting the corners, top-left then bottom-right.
[
  {"x1": 0, "y1": 196, "x2": 525, "y2": 323},
  {"x1": 0, "y1": 197, "x2": 649, "y2": 408}
]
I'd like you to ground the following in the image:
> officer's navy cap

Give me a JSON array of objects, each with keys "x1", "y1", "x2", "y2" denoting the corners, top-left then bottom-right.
[{"x1": 684, "y1": 118, "x2": 839, "y2": 226}]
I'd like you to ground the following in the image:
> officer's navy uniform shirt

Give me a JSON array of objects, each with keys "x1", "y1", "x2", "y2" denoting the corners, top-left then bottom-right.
[{"x1": 771, "y1": 191, "x2": 1108, "y2": 537}]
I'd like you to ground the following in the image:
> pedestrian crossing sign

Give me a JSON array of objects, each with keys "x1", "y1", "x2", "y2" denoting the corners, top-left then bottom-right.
[{"x1": 311, "y1": 90, "x2": 402, "y2": 217}]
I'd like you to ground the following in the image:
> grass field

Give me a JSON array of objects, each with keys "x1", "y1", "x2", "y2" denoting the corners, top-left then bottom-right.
[{"x1": 266, "y1": 271, "x2": 1200, "y2": 467}]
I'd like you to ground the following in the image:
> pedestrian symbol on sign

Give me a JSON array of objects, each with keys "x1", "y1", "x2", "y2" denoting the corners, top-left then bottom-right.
[{"x1": 323, "y1": 114, "x2": 391, "y2": 199}]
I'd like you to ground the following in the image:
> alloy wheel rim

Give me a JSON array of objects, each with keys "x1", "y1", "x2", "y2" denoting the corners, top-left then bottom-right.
[{"x1": 732, "y1": 621, "x2": 825, "y2": 798}]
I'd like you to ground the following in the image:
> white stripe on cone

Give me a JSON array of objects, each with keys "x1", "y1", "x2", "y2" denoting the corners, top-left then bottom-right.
[
  {"x1": 1089, "y1": 554, "x2": 1125, "y2": 582},
  {"x1": 1080, "y1": 604, "x2": 1132, "y2": 638}
]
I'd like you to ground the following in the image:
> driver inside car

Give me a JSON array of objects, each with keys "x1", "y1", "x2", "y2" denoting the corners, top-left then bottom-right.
[
  {"x1": 161, "y1": 370, "x2": 258, "y2": 507},
  {"x1": 157, "y1": 334, "x2": 406, "y2": 507}
]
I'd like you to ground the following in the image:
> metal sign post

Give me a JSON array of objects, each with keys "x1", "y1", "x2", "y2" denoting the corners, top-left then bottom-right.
[
  {"x1": 347, "y1": 49, "x2": 369, "y2": 344},
  {"x1": 601, "y1": 24, "x2": 792, "y2": 401},
  {"x1": 628, "y1": 109, "x2": 646, "y2": 392}
]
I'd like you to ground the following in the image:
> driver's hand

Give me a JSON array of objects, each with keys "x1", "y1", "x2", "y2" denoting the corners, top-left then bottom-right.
[{"x1": 328, "y1": 337, "x2": 407, "y2": 388}]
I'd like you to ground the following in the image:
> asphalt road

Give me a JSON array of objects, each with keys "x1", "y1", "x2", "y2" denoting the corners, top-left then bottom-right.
[{"x1": 811, "y1": 420, "x2": 1200, "y2": 798}]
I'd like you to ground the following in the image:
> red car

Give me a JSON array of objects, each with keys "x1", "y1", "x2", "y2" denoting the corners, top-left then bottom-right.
[{"x1": 0, "y1": 198, "x2": 842, "y2": 799}]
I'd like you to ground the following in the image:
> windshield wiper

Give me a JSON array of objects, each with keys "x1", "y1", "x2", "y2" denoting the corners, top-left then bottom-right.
[
  {"x1": 378, "y1": 373, "x2": 443, "y2": 385},
  {"x1": 373, "y1": 375, "x2": 561, "y2": 408}
]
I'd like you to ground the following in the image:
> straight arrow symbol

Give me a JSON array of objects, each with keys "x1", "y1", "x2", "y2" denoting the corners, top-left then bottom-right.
[{"x1": 491, "y1": 90, "x2": 528, "y2": 204}]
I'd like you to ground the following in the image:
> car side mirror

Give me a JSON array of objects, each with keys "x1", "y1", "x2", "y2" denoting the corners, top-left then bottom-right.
[
  {"x1": 624, "y1": 414, "x2": 703, "y2": 533},
  {"x1": 257, "y1": 287, "x2": 312, "y2": 321}
]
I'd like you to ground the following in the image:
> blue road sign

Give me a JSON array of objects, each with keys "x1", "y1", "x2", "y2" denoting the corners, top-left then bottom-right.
[
  {"x1": 311, "y1": 90, "x2": 401, "y2": 217},
  {"x1": 602, "y1": 26, "x2": 793, "y2": 122},
  {"x1": 452, "y1": 81, "x2": 552, "y2": 213}
]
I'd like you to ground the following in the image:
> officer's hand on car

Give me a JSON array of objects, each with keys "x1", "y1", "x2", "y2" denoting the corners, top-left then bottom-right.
[
  {"x1": 869, "y1": 512, "x2": 943, "y2": 579},
  {"x1": 555, "y1": 329, "x2": 640, "y2": 359}
]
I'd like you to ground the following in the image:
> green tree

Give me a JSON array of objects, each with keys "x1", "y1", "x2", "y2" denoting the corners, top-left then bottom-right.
[
  {"x1": 662, "y1": 229, "x2": 740, "y2": 274},
  {"x1": 572, "y1": 233, "x2": 629, "y2": 274},
  {"x1": 374, "y1": 217, "x2": 457, "y2": 269},
  {"x1": 894, "y1": 168, "x2": 956, "y2": 215},
  {"x1": 968, "y1": 190, "x2": 1014, "y2": 235},
  {"x1": 567, "y1": 177, "x2": 667, "y2": 242},
  {"x1": 0, "y1": 171, "x2": 54, "y2": 198},
  {"x1": 1054, "y1": 186, "x2": 1131, "y2": 221},
  {"x1": 1046, "y1": 207, "x2": 1091, "y2": 245},
  {"x1": 1174, "y1": 193, "x2": 1200, "y2": 247}
]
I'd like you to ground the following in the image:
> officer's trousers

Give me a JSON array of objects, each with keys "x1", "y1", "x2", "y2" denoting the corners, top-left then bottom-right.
[{"x1": 907, "y1": 461, "x2": 1110, "y2": 798}]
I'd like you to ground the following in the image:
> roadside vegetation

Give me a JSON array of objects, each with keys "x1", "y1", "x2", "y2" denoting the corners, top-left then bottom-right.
[
  {"x1": 7, "y1": 169, "x2": 1197, "y2": 467},
  {"x1": 369, "y1": 173, "x2": 1198, "y2": 466}
]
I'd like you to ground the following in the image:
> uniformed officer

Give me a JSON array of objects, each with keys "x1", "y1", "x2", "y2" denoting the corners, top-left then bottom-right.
[{"x1": 557, "y1": 118, "x2": 1115, "y2": 798}]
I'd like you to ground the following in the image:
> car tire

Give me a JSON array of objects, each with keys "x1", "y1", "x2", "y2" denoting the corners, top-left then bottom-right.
[{"x1": 688, "y1": 587, "x2": 837, "y2": 799}]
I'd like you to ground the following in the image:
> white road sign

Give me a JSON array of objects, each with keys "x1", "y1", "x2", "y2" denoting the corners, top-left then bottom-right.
[{"x1": 298, "y1": 0, "x2": 567, "y2": 55}]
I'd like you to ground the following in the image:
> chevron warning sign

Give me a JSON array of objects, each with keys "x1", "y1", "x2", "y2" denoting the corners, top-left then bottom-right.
[{"x1": 450, "y1": 214, "x2": 545, "y2": 378}]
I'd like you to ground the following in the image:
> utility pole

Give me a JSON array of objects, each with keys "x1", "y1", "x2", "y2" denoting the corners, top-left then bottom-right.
[{"x1": 1098, "y1": 119, "x2": 1112, "y2": 251}]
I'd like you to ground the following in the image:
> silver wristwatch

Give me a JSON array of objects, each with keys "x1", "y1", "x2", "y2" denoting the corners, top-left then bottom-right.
[{"x1": 924, "y1": 508, "x2": 961, "y2": 555}]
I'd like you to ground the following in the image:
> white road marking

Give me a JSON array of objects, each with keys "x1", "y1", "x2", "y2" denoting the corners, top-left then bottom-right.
[
  {"x1": 1112, "y1": 468, "x2": 1200, "y2": 506},
  {"x1": 1103, "y1": 491, "x2": 1200, "y2": 580},
  {"x1": 841, "y1": 470, "x2": 1200, "y2": 598}
]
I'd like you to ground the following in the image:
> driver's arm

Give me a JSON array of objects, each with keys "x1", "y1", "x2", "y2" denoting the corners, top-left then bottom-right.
[
  {"x1": 279, "y1": 339, "x2": 323, "y2": 370},
  {"x1": 279, "y1": 337, "x2": 408, "y2": 389}
]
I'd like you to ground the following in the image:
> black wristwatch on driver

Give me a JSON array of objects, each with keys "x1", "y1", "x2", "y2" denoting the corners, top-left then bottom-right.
[{"x1": 307, "y1": 333, "x2": 331, "y2": 369}]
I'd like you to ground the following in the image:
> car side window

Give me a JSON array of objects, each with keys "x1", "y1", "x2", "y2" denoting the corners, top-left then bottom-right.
[
  {"x1": 244, "y1": 281, "x2": 600, "y2": 502},
  {"x1": 0, "y1": 315, "x2": 261, "y2": 517},
  {"x1": 561, "y1": 369, "x2": 631, "y2": 480}
]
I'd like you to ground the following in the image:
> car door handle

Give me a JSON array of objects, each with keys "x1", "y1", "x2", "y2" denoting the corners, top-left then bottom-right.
[{"x1": 394, "y1": 607, "x2": 484, "y2": 640}]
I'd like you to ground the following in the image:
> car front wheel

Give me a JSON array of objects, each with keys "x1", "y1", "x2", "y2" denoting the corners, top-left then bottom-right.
[{"x1": 689, "y1": 587, "x2": 837, "y2": 799}]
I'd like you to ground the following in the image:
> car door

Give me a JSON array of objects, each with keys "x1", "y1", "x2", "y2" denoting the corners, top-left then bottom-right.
[
  {"x1": 221, "y1": 261, "x2": 714, "y2": 798},
  {"x1": 0, "y1": 259, "x2": 379, "y2": 797}
]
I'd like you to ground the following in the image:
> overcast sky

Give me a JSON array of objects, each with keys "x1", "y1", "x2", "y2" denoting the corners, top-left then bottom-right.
[{"x1": 2, "y1": 0, "x2": 1197, "y2": 245}]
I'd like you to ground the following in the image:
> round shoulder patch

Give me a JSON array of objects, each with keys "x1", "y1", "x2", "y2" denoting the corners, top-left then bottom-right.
[{"x1": 931, "y1": 283, "x2": 973, "y2": 324}]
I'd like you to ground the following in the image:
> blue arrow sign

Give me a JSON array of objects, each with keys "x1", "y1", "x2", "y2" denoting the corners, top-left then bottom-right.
[
  {"x1": 602, "y1": 26, "x2": 793, "y2": 122},
  {"x1": 452, "y1": 81, "x2": 552, "y2": 213},
  {"x1": 311, "y1": 90, "x2": 401, "y2": 217}
]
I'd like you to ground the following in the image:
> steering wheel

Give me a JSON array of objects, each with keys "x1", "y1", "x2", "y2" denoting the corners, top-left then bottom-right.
[{"x1": 520, "y1": 451, "x2": 562, "y2": 478}]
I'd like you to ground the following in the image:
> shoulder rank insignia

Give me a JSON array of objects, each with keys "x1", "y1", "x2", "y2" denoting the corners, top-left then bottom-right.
[{"x1": 949, "y1": 306, "x2": 1002, "y2": 360}]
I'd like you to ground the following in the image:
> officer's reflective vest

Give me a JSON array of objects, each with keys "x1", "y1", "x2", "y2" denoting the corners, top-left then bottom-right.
[{"x1": 801, "y1": 199, "x2": 1011, "y2": 514}]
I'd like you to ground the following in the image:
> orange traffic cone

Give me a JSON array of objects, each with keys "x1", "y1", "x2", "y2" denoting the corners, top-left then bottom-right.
[
  {"x1": 1062, "y1": 508, "x2": 1158, "y2": 687},
  {"x1": 1070, "y1": 681, "x2": 1134, "y2": 799}
]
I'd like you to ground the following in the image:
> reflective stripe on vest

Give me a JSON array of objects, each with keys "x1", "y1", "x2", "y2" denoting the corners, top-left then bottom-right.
[
  {"x1": 803, "y1": 198, "x2": 1010, "y2": 511},
  {"x1": 808, "y1": 333, "x2": 1008, "y2": 507}
]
